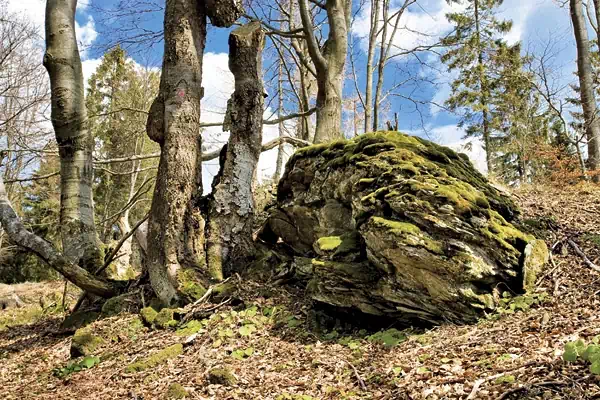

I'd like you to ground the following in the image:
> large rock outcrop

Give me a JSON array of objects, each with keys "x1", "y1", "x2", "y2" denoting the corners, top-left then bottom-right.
[{"x1": 258, "y1": 132, "x2": 548, "y2": 324}]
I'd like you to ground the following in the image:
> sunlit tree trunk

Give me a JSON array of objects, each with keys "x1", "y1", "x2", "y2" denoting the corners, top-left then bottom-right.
[
  {"x1": 206, "y1": 22, "x2": 265, "y2": 280},
  {"x1": 571, "y1": 0, "x2": 600, "y2": 178},
  {"x1": 145, "y1": 0, "x2": 243, "y2": 304},
  {"x1": 44, "y1": 0, "x2": 101, "y2": 270}
]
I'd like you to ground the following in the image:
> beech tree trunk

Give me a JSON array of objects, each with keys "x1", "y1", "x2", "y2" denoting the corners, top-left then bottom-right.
[
  {"x1": 298, "y1": 0, "x2": 350, "y2": 143},
  {"x1": 43, "y1": 0, "x2": 101, "y2": 270},
  {"x1": 145, "y1": 0, "x2": 207, "y2": 305},
  {"x1": 206, "y1": 22, "x2": 265, "y2": 280},
  {"x1": 146, "y1": 0, "x2": 243, "y2": 305},
  {"x1": 571, "y1": 0, "x2": 600, "y2": 178}
]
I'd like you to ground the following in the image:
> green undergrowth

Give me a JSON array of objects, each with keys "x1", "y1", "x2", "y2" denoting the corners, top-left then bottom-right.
[
  {"x1": 563, "y1": 337, "x2": 600, "y2": 375},
  {"x1": 487, "y1": 291, "x2": 548, "y2": 320},
  {"x1": 52, "y1": 355, "x2": 101, "y2": 378}
]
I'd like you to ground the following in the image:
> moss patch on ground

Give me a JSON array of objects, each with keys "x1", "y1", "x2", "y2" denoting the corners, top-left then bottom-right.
[
  {"x1": 126, "y1": 343, "x2": 183, "y2": 373},
  {"x1": 71, "y1": 327, "x2": 104, "y2": 357}
]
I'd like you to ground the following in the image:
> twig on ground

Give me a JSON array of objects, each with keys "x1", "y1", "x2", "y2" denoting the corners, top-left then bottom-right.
[
  {"x1": 61, "y1": 280, "x2": 68, "y2": 311},
  {"x1": 568, "y1": 239, "x2": 600, "y2": 273},
  {"x1": 346, "y1": 361, "x2": 367, "y2": 391}
]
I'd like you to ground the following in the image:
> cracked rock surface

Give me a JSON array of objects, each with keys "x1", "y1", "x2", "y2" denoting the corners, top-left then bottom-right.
[{"x1": 259, "y1": 131, "x2": 548, "y2": 324}]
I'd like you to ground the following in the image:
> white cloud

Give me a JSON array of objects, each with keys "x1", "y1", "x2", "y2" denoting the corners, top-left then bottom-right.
[{"x1": 200, "y1": 52, "x2": 285, "y2": 193}]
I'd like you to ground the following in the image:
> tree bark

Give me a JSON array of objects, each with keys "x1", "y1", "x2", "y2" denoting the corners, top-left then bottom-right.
[
  {"x1": 205, "y1": 22, "x2": 265, "y2": 281},
  {"x1": 0, "y1": 176, "x2": 115, "y2": 297},
  {"x1": 571, "y1": 0, "x2": 600, "y2": 178},
  {"x1": 364, "y1": 0, "x2": 380, "y2": 133},
  {"x1": 146, "y1": 0, "x2": 208, "y2": 304},
  {"x1": 298, "y1": 0, "x2": 350, "y2": 143},
  {"x1": 473, "y1": 0, "x2": 493, "y2": 174},
  {"x1": 145, "y1": 0, "x2": 243, "y2": 305},
  {"x1": 43, "y1": 0, "x2": 101, "y2": 270}
]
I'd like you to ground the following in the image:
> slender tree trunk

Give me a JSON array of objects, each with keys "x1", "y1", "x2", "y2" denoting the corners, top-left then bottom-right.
[
  {"x1": 206, "y1": 22, "x2": 265, "y2": 280},
  {"x1": 571, "y1": 0, "x2": 600, "y2": 178},
  {"x1": 473, "y1": 0, "x2": 493, "y2": 174},
  {"x1": 43, "y1": 0, "x2": 101, "y2": 270},
  {"x1": 113, "y1": 214, "x2": 133, "y2": 278},
  {"x1": 364, "y1": 0, "x2": 380, "y2": 132},
  {"x1": 373, "y1": 0, "x2": 388, "y2": 131},
  {"x1": 275, "y1": 59, "x2": 285, "y2": 179}
]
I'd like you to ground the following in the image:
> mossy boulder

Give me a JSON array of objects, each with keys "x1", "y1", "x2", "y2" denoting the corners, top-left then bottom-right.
[
  {"x1": 155, "y1": 308, "x2": 178, "y2": 329},
  {"x1": 140, "y1": 307, "x2": 159, "y2": 325},
  {"x1": 207, "y1": 367, "x2": 237, "y2": 386},
  {"x1": 259, "y1": 131, "x2": 548, "y2": 324},
  {"x1": 71, "y1": 327, "x2": 104, "y2": 357},
  {"x1": 101, "y1": 293, "x2": 139, "y2": 317}
]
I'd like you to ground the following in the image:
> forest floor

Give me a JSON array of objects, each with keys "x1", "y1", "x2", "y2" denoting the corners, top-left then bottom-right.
[{"x1": 1, "y1": 185, "x2": 600, "y2": 400}]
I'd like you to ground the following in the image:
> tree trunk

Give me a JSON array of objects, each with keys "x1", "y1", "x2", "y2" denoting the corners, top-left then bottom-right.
[
  {"x1": 113, "y1": 214, "x2": 133, "y2": 278},
  {"x1": 315, "y1": 73, "x2": 343, "y2": 142},
  {"x1": 473, "y1": 0, "x2": 493, "y2": 174},
  {"x1": 205, "y1": 22, "x2": 265, "y2": 281},
  {"x1": 275, "y1": 59, "x2": 285, "y2": 180},
  {"x1": 43, "y1": 0, "x2": 101, "y2": 270},
  {"x1": 145, "y1": 0, "x2": 208, "y2": 305},
  {"x1": 298, "y1": 0, "x2": 350, "y2": 143},
  {"x1": 364, "y1": 0, "x2": 380, "y2": 133},
  {"x1": 571, "y1": 0, "x2": 600, "y2": 178},
  {"x1": 145, "y1": 0, "x2": 243, "y2": 305}
]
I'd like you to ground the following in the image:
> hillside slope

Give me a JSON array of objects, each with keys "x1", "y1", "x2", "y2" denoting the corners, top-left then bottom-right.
[{"x1": 1, "y1": 185, "x2": 599, "y2": 399}]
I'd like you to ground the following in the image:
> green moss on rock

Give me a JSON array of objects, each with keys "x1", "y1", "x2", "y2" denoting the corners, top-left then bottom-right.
[
  {"x1": 166, "y1": 383, "x2": 187, "y2": 399},
  {"x1": 207, "y1": 367, "x2": 237, "y2": 386},
  {"x1": 155, "y1": 308, "x2": 178, "y2": 329},
  {"x1": 71, "y1": 327, "x2": 104, "y2": 357},
  {"x1": 177, "y1": 269, "x2": 207, "y2": 302},
  {"x1": 140, "y1": 307, "x2": 158, "y2": 325},
  {"x1": 126, "y1": 343, "x2": 183, "y2": 373},
  {"x1": 101, "y1": 293, "x2": 138, "y2": 317},
  {"x1": 317, "y1": 236, "x2": 342, "y2": 251}
]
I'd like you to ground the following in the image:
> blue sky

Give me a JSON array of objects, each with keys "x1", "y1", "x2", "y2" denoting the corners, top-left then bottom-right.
[{"x1": 7, "y1": 0, "x2": 580, "y2": 175}]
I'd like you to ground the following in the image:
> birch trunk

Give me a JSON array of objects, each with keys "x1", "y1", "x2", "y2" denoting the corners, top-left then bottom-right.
[
  {"x1": 43, "y1": 0, "x2": 101, "y2": 270},
  {"x1": 206, "y1": 22, "x2": 265, "y2": 280},
  {"x1": 571, "y1": 0, "x2": 600, "y2": 177}
]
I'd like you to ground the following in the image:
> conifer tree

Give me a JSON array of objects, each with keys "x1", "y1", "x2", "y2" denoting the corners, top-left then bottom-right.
[{"x1": 442, "y1": 0, "x2": 512, "y2": 174}]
